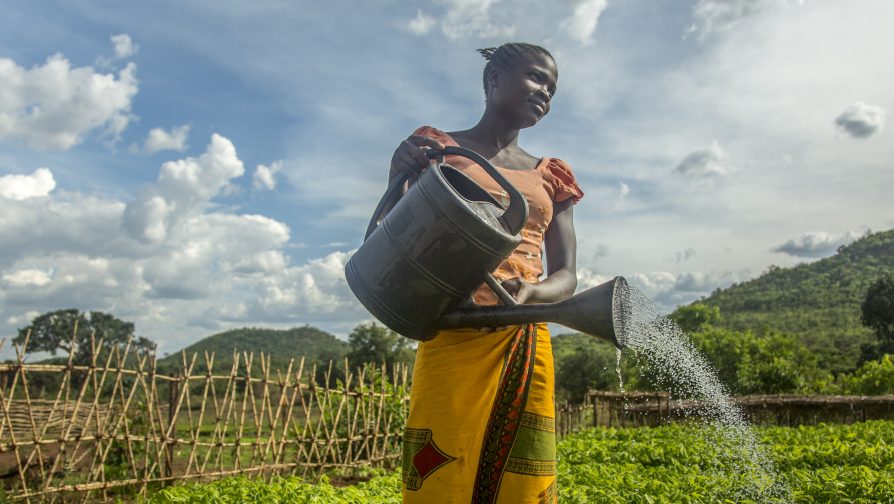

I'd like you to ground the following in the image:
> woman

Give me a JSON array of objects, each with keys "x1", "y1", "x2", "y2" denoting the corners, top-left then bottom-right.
[{"x1": 391, "y1": 43, "x2": 583, "y2": 504}]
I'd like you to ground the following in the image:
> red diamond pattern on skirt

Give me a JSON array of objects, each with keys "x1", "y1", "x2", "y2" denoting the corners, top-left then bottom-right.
[{"x1": 412, "y1": 441, "x2": 451, "y2": 478}]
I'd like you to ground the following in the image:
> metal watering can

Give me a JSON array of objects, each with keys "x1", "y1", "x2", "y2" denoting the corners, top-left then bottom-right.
[{"x1": 345, "y1": 146, "x2": 628, "y2": 348}]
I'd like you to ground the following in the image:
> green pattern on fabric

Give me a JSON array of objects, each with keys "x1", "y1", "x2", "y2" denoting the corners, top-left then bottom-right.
[{"x1": 507, "y1": 419, "x2": 557, "y2": 476}]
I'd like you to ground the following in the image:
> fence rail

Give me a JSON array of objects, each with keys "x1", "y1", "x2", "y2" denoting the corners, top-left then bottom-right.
[
  {"x1": 563, "y1": 391, "x2": 894, "y2": 431},
  {"x1": 0, "y1": 335, "x2": 409, "y2": 503}
]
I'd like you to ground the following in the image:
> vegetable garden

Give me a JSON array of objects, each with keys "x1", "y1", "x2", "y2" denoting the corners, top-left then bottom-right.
[{"x1": 146, "y1": 421, "x2": 894, "y2": 503}]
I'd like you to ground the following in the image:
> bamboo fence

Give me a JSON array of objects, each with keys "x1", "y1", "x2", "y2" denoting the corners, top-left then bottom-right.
[{"x1": 0, "y1": 334, "x2": 409, "y2": 503}]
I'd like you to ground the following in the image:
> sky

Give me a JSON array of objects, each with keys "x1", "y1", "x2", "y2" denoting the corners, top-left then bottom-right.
[{"x1": 1, "y1": 0, "x2": 891, "y2": 358}]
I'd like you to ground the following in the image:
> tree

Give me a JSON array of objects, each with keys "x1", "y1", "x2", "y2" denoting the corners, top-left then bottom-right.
[
  {"x1": 346, "y1": 322, "x2": 415, "y2": 372},
  {"x1": 670, "y1": 303, "x2": 721, "y2": 334},
  {"x1": 689, "y1": 327, "x2": 826, "y2": 395},
  {"x1": 555, "y1": 344, "x2": 617, "y2": 403},
  {"x1": 842, "y1": 354, "x2": 894, "y2": 395},
  {"x1": 862, "y1": 273, "x2": 894, "y2": 345},
  {"x1": 15, "y1": 309, "x2": 155, "y2": 365}
]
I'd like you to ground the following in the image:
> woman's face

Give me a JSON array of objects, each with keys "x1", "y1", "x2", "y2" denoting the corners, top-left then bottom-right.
[{"x1": 487, "y1": 52, "x2": 558, "y2": 129}]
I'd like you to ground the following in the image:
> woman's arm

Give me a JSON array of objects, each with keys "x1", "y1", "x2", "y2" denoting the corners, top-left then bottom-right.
[
  {"x1": 501, "y1": 198, "x2": 578, "y2": 304},
  {"x1": 389, "y1": 134, "x2": 445, "y2": 183}
]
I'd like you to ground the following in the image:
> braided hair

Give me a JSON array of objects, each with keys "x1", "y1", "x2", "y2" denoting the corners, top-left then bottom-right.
[{"x1": 477, "y1": 43, "x2": 555, "y2": 94}]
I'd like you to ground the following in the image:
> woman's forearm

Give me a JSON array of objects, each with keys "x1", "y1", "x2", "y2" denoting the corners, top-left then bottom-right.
[{"x1": 525, "y1": 268, "x2": 577, "y2": 303}]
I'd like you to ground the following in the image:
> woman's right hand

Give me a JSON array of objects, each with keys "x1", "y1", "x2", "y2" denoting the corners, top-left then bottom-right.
[{"x1": 389, "y1": 135, "x2": 445, "y2": 182}]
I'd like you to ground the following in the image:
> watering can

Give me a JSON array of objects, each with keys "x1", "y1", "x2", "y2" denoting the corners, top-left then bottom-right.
[{"x1": 344, "y1": 146, "x2": 628, "y2": 348}]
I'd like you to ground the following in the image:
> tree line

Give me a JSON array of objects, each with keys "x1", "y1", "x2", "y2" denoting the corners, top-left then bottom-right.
[{"x1": 11, "y1": 272, "x2": 894, "y2": 403}]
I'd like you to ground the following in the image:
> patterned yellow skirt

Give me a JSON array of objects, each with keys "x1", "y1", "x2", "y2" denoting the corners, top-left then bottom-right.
[{"x1": 402, "y1": 323, "x2": 557, "y2": 504}]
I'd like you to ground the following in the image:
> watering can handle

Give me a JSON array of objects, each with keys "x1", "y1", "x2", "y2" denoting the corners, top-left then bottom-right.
[
  {"x1": 365, "y1": 174, "x2": 410, "y2": 240},
  {"x1": 364, "y1": 146, "x2": 529, "y2": 241}
]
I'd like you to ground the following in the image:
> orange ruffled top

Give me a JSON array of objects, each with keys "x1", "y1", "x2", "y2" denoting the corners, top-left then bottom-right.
[{"x1": 413, "y1": 126, "x2": 584, "y2": 306}]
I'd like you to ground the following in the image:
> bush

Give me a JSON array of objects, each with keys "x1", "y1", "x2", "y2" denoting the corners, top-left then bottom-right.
[{"x1": 841, "y1": 354, "x2": 894, "y2": 395}]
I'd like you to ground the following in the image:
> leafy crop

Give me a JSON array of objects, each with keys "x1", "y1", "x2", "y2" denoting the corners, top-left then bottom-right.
[
  {"x1": 144, "y1": 421, "x2": 894, "y2": 504},
  {"x1": 142, "y1": 471, "x2": 403, "y2": 504}
]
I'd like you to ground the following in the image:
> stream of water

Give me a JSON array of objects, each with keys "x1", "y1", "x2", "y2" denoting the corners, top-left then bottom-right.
[{"x1": 612, "y1": 280, "x2": 790, "y2": 501}]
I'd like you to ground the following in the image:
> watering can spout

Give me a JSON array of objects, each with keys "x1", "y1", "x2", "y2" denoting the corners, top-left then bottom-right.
[{"x1": 436, "y1": 276, "x2": 629, "y2": 349}]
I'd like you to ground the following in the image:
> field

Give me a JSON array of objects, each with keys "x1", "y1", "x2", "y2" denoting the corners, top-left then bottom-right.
[{"x1": 144, "y1": 420, "x2": 894, "y2": 503}]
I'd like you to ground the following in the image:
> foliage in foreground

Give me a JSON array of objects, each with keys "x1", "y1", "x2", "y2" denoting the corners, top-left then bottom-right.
[
  {"x1": 145, "y1": 421, "x2": 894, "y2": 504},
  {"x1": 143, "y1": 471, "x2": 403, "y2": 504},
  {"x1": 558, "y1": 421, "x2": 894, "y2": 503}
]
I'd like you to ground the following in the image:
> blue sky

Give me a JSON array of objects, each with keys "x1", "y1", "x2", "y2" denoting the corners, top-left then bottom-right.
[{"x1": 1, "y1": 0, "x2": 892, "y2": 358}]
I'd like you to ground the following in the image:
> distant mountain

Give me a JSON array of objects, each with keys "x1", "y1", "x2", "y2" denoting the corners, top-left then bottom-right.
[
  {"x1": 687, "y1": 229, "x2": 894, "y2": 373},
  {"x1": 157, "y1": 326, "x2": 349, "y2": 376}
]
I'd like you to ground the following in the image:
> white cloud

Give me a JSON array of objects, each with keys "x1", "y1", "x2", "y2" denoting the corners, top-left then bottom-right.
[
  {"x1": 834, "y1": 102, "x2": 887, "y2": 139},
  {"x1": 561, "y1": 0, "x2": 608, "y2": 46},
  {"x1": 2, "y1": 268, "x2": 52, "y2": 287},
  {"x1": 0, "y1": 53, "x2": 138, "y2": 150},
  {"x1": 673, "y1": 141, "x2": 733, "y2": 179},
  {"x1": 771, "y1": 230, "x2": 859, "y2": 258},
  {"x1": 144, "y1": 124, "x2": 190, "y2": 154},
  {"x1": 685, "y1": 0, "x2": 769, "y2": 40},
  {"x1": 228, "y1": 250, "x2": 287, "y2": 275},
  {"x1": 249, "y1": 251, "x2": 360, "y2": 321},
  {"x1": 407, "y1": 9, "x2": 436, "y2": 35},
  {"x1": 252, "y1": 161, "x2": 282, "y2": 191},
  {"x1": 0, "y1": 168, "x2": 56, "y2": 200},
  {"x1": 111, "y1": 34, "x2": 139, "y2": 59},
  {"x1": 627, "y1": 270, "x2": 749, "y2": 311},
  {"x1": 0, "y1": 134, "x2": 363, "y2": 355},
  {"x1": 6, "y1": 310, "x2": 40, "y2": 327},
  {"x1": 576, "y1": 268, "x2": 613, "y2": 291},
  {"x1": 124, "y1": 133, "x2": 244, "y2": 244},
  {"x1": 438, "y1": 0, "x2": 516, "y2": 39}
]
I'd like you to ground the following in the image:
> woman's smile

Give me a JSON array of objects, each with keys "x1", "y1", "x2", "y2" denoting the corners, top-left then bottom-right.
[{"x1": 528, "y1": 98, "x2": 547, "y2": 117}]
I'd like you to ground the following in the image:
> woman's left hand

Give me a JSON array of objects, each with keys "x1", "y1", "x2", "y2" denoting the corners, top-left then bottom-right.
[{"x1": 501, "y1": 277, "x2": 535, "y2": 304}]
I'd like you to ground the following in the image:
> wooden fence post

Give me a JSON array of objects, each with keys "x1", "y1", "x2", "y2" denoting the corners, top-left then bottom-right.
[{"x1": 166, "y1": 372, "x2": 179, "y2": 481}]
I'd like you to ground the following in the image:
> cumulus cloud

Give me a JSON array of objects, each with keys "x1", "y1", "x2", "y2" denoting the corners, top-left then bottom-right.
[
  {"x1": 253, "y1": 161, "x2": 282, "y2": 191},
  {"x1": 249, "y1": 251, "x2": 360, "y2": 321},
  {"x1": 2, "y1": 268, "x2": 52, "y2": 287},
  {"x1": 771, "y1": 230, "x2": 859, "y2": 258},
  {"x1": 124, "y1": 133, "x2": 244, "y2": 244},
  {"x1": 143, "y1": 124, "x2": 190, "y2": 154},
  {"x1": 627, "y1": 270, "x2": 749, "y2": 311},
  {"x1": 111, "y1": 34, "x2": 139, "y2": 59},
  {"x1": 0, "y1": 168, "x2": 56, "y2": 200},
  {"x1": 673, "y1": 141, "x2": 733, "y2": 180},
  {"x1": 561, "y1": 0, "x2": 608, "y2": 46},
  {"x1": 6, "y1": 310, "x2": 40, "y2": 327},
  {"x1": 834, "y1": 102, "x2": 887, "y2": 138},
  {"x1": 576, "y1": 268, "x2": 614, "y2": 291},
  {"x1": 412, "y1": 0, "x2": 516, "y2": 39},
  {"x1": 0, "y1": 133, "x2": 365, "y2": 355},
  {"x1": 685, "y1": 0, "x2": 768, "y2": 40},
  {"x1": 0, "y1": 53, "x2": 138, "y2": 150},
  {"x1": 407, "y1": 9, "x2": 436, "y2": 35}
]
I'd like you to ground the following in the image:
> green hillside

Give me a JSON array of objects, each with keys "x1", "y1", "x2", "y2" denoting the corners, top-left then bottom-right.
[
  {"x1": 690, "y1": 229, "x2": 894, "y2": 373},
  {"x1": 157, "y1": 326, "x2": 349, "y2": 375}
]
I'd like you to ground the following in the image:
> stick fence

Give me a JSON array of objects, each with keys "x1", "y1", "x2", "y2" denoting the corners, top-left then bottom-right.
[{"x1": 0, "y1": 335, "x2": 409, "y2": 503}]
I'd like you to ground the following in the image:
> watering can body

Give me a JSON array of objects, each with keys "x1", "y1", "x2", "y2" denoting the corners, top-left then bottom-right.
[{"x1": 345, "y1": 146, "x2": 529, "y2": 340}]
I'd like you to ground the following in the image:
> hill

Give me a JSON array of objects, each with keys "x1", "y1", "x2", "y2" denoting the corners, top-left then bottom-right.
[
  {"x1": 157, "y1": 326, "x2": 349, "y2": 375},
  {"x1": 687, "y1": 229, "x2": 894, "y2": 373}
]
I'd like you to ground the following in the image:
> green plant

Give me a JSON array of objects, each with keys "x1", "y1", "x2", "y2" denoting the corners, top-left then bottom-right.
[{"x1": 841, "y1": 354, "x2": 894, "y2": 395}]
